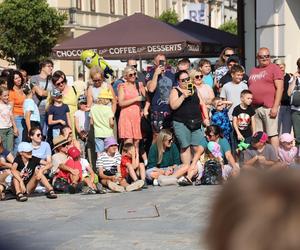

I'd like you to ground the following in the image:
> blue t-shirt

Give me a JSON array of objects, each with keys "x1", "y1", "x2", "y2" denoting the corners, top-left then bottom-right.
[
  {"x1": 32, "y1": 141, "x2": 51, "y2": 160},
  {"x1": 23, "y1": 99, "x2": 40, "y2": 122},
  {"x1": 203, "y1": 73, "x2": 214, "y2": 88},
  {"x1": 48, "y1": 104, "x2": 70, "y2": 129},
  {"x1": 145, "y1": 69, "x2": 177, "y2": 113}
]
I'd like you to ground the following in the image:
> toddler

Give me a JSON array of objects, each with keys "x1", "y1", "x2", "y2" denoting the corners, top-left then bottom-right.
[{"x1": 278, "y1": 133, "x2": 297, "y2": 167}]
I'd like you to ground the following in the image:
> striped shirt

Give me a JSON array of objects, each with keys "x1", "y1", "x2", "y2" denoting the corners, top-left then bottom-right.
[{"x1": 96, "y1": 151, "x2": 121, "y2": 172}]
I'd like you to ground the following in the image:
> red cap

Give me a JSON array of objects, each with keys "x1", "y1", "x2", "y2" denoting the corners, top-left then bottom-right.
[{"x1": 67, "y1": 146, "x2": 81, "y2": 159}]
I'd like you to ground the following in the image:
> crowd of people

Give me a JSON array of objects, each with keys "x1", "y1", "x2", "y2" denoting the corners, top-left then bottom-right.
[{"x1": 0, "y1": 46, "x2": 300, "y2": 202}]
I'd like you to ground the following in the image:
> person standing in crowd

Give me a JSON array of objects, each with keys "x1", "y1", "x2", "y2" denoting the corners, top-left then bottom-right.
[
  {"x1": 30, "y1": 59, "x2": 53, "y2": 136},
  {"x1": 214, "y1": 47, "x2": 236, "y2": 90},
  {"x1": 273, "y1": 58, "x2": 293, "y2": 134},
  {"x1": 288, "y1": 58, "x2": 300, "y2": 146},
  {"x1": 0, "y1": 87, "x2": 18, "y2": 152},
  {"x1": 170, "y1": 70, "x2": 209, "y2": 181},
  {"x1": 248, "y1": 47, "x2": 284, "y2": 152},
  {"x1": 146, "y1": 53, "x2": 177, "y2": 140},
  {"x1": 198, "y1": 59, "x2": 214, "y2": 89},
  {"x1": 118, "y1": 66, "x2": 147, "y2": 152},
  {"x1": 220, "y1": 65, "x2": 248, "y2": 120},
  {"x1": 190, "y1": 69, "x2": 214, "y2": 111},
  {"x1": 52, "y1": 70, "x2": 80, "y2": 137},
  {"x1": 73, "y1": 73, "x2": 87, "y2": 96}
]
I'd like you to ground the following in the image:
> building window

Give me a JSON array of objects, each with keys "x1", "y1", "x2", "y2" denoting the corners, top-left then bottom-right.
[
  {"x1": 76, "y1": 0, "x2": 81, "y2": 10},
  {"x1": 123, "y1": 0, "x2": 127, "y2": 15},
  {"x1": 110, "y1": 0, "x2": 115, "y2": 14},
  {"x1": 140, "y1": 0, "x2": 145, "y2": 13},
  {"x1": 90, "y1": 0, "x2": 95, "y2": 11},
  {"x1": 155, "y1": 0, "x2": 159, "y2": 17}
]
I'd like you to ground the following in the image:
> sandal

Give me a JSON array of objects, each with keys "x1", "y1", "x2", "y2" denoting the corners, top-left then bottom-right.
[
  {"x1": 0, "y1": 184, "x2": 6, "y2": 201},
  {"x1": 16, "y1": 192, "x2": 28, "y2": 202},
  {"x1": 178, "y1": 177, "x2": 193, "y2": 186},
  {"x1": 46, "y1": 190, "x2": 58, "y2": 199}
]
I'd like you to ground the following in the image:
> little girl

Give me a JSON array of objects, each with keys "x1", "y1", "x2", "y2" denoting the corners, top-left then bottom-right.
[
  {"x1": 120, "y1": 142, "x2": 146, "y2": 191},
  {"x1": 211, "y1": 97, "x2": 233, "y2": 143},
  {"x1": 90, "y1": 88, "x2": 114, "y2": 157},
  {"x1": 278, "y1": 133, "x2": 297, "y2": 167},
  {"x1": 0, "y1": 87, "x2": 18, "y2": 151},
  {"x1": 22, "y1": 83, "x2": 41, "y2": 142},
  {"x1": 48, "y1": 88, "x2": 71, "y2": 138}
]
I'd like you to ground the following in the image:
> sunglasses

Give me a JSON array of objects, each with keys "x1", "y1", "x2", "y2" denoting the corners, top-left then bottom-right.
[
  {"x1": 35, "y1": 133, "x2": 42, "y2": 137},
  {"x1": 128, "y1": 72, "x2": 137, "y2": 77},
  {"x1": 61, "y1": 143, "x2": 69, "y2": 148},
  {"x1": 224, "y1": 53, "x2": 236, "y2": 57},
  {"x1": 131, "y1": 65, "x2": 137, "y2": 68},
  {"x1": 55, "y1": 81, "x2": 65, "y2": 87},
  {"x1": 258, "y1": 55, "x2": 270, "y2": 59},
  {"x1": 93, "y1": 79, "x2": 102, "y2": 83},
  {"x1": 180, "y1": 77, "x2": 190, "y2": 83},
  {"x1": 195, "y1": 75, "x2": 203, "y2": 80},
  {"x1": 24, "y1": 151, "x2": 32, "y2": 154},
  {"x1": 166, "y1": 137, "x2": 173, "y2": 143}
]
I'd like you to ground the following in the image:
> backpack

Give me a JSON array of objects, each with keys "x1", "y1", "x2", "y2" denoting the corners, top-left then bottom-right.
[
  {"x1": 291, "y1": 78, "x2": 300, "y2": 107},
  {"x1": 200, "y1": 159, "x2": 223, "y2": 185}
]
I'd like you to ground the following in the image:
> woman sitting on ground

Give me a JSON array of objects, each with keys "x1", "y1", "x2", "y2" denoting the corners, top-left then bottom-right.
[{"x1": 146, "y1": 129, "x2": 191, "y2": 185}]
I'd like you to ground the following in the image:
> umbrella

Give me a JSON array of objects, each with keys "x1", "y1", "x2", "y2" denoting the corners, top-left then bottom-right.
[{"x1": 52, "y1": 13, "x2": 202, "y2": 60}]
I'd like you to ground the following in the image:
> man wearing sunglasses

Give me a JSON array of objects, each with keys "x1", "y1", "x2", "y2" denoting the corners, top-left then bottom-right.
[
  {"x1": 146, "y1": 54, "x2": 177, "y2": 140},
  {"x1": 248, "y1": 47, "x2": 284, "y2": 152}
]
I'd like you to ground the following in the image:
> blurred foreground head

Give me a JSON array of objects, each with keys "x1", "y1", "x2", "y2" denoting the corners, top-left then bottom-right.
[{"x1": 206, "y1": 169, "x2": 300, "y2": 250}]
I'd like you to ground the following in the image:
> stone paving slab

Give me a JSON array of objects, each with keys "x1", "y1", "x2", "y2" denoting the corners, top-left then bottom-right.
[{"x1": 0, "y1": 185, "x2": 220, "y2": 250}]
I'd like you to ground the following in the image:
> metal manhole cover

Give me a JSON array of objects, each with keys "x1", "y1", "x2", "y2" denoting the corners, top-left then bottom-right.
[{"x1": 105, "y1": 205, "x2": 160, "y2": 220}]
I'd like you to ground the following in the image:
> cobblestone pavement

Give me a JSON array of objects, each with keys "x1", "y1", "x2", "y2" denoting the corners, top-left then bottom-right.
[{"x1": 0, "y1": 185, "x2": 220, "y2": 250}]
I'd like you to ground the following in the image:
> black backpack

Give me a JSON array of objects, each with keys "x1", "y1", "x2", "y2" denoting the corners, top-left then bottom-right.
[
  {"x1": 291, "y1": 78, "x2": 300, "y2": 107},
  {"x1": 200, "y1": 160, "x2": 223, "y2": 185}
]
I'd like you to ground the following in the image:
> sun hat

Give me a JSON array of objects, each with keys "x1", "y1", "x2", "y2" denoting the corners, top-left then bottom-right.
[
  {"x1": 67, "y1": 146, "x2": 81, "y2": 159},
  {"x1": 207, "y1": 141, "x2": 222, "y2": 158},
  {"x1": 18, "y1": 142, "x2": 33, "y2": 153},
  {"x1": 52, "y1": 135, "x2": 69, "y2": 151},
  {"x1": 98, "y1": 88, "x2": 113, "y2": 99},
  {"x1": 251, "y1": 131, "x2": 268, "y2": 144},
  {"x1": 104, "y1": 137, "x2": 118, "y2": 149},
  {"x1": 279, "y1": 133, "x2": 294, "y2": 143},
  {"x1": 52, "y1": 88, "x2": 62, "y2": 97}
]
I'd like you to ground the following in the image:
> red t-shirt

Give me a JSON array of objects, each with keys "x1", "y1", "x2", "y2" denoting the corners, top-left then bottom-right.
[
  {"x1": 248, "y1": 63, "x2": 283, "y2": 108},
  {"x1": 120, "y1": 155, "x2": 132, "y2": 178},
  {"x1": 56, "y1": 158, "x2": 83, "y2": 183}
]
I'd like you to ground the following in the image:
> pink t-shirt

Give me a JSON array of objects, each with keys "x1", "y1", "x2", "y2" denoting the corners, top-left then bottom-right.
[
  {"x1": 248, "y1": 63, "x2": 283, "y2": 108},
  {"x1": 278, "y1": 146, "x2": 297, "y2": 166}
]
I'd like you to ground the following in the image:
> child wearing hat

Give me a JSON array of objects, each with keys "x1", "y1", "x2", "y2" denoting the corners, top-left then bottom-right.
[
  {"x1": 48, "y1": 88, "x2": 71, "y2": 138},
  {"x1": 11, "y1": 142, "x2": 57, "y2": 202},
  {"x1": 278, "y1": 133, "x2": 297, "y2": 167},
  {"x1": 243, "y1": 131, "x2": 280, "y2": 169},
  {"x1": 90, "y1": 88, "x2": 114, "y2": 157}
]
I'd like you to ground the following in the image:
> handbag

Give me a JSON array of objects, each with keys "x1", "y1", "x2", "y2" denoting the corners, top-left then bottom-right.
[{"x1": 184, "y1": 118, "x2": 202, "y2": 131}]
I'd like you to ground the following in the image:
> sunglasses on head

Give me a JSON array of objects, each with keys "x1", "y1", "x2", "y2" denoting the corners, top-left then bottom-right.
[
  {"x1": 128, "y1": 72, "x2": 137, "y2": 77},
  {"x1": 258, "y1": 55, "x2": 270, "y2": 59},
  {"x1": 195, "y1": 75, "x2": 203, "y2": 80},
  {"x1": 180, "y1": 77, "x2": 190, "y2": 83}
]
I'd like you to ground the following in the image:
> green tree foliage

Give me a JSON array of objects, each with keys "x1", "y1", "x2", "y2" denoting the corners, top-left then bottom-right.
[
  {"x1": 218, "y1": 19, "x2": 237, "y2": 35},
  {"x1": 158, "y1": 9, "x2": 179, "y2": 25},
  {"x1": 0, "y1": 0, "x2": 67, "y2": 67}
]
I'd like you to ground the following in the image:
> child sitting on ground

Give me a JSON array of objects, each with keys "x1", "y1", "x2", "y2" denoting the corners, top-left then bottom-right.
[
  {"x1": 278, "y1": 133, "x2": 298, "y2": 167},
  {"x1": 211, "y1": 97, "x2": 233, "y2": 143},
  {"x1": 120, "y1": 143, "x2": 146, "y2": 191}
]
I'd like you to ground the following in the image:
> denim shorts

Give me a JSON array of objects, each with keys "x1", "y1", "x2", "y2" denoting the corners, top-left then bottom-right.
[{"x1": 95, "y1": 138, "x2": 105, "y2": 153}]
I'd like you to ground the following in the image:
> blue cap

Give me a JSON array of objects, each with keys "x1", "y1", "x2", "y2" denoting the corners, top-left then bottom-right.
[
  {"x1": 18, "y1": 142, "x2": 33, "y2": 153},
  {"x1": 52, "y1": 88, "x2": 62, "y2": 97}
]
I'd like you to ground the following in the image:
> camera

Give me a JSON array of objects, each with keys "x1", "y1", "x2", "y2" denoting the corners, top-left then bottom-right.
[{"x1": 159, "y1": 60, "x2": 165, "y2": 66}]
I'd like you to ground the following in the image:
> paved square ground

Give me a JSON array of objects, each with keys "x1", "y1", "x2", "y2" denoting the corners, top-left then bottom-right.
[{"x1": 0, "y1": 185, "x2": 219, "y2": 250}]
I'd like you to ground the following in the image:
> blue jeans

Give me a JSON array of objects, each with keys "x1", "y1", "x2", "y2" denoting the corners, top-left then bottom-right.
[
  {"x1": 14, "y1": 116, "x2": 24, "y2": 155},
  {"x1": 278, "y1": 105, "x2": 292, "y2": 134}
]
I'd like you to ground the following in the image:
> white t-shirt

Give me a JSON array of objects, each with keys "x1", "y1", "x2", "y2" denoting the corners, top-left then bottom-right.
[
  {"x1": 74, "y1": 110, "x2": 90, "y2": 131},
  {"x1": 0, "y1": 103, "x2": 12, "y2": 129},
  {"x1": 96, "y1": 151, "x2": 121, "y2": 172},
  {"x1": 80, "y1": 158, "x2": 90, "y2": 176}
]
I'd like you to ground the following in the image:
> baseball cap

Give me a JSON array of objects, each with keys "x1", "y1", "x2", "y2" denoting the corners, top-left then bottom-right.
[
  {"x1": 227, "y1": 55, "x2": 240, "y2": 64},
  {"x1": 207, "y1": 141, "x2": 222, "y2": 158},
  {"x1": 18, "y1": 142, "x2": 33, "y2": 153},
  {"x1": 52, "y1": 88, "x2": 62, "y2": 97},
  {"x1": 251, "y1": 131, "x2": 268, "y2": 144},
  {"x1": 104, "y1": 137, "x2": 118, "y2": 149},
  {"x1": 279, "y1": 133, "x2": 294, "y2": 143},
  {"x1": 67, "y1": 146, "x2": 81, "y2": 159},
  {"x1": 78, "y1": 94, "x2": 87, "y2": 104}
]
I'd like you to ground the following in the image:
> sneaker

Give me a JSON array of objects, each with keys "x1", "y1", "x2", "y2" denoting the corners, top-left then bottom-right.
[
  {"x1": 153, "y1": 179, "x2": 159, "y2": 186},
  {"x1": 177, "y1": 177, "x2": 193, "y2": 186},
  {"x1": 125, "y1": 180, "x2": 144, "y2": 192},
  {"x1": 83, "y1": 186, "x2": 97, "y2": 195},
  {"x1": 108, "y1": 181, "x2": 125, "y2": 193},
  {"x1": 194, "y1": 179, "x2": 202, "y2": 186},
  {"x1": 96, "y1": 183, "x2": 107, "y2": 194}
]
